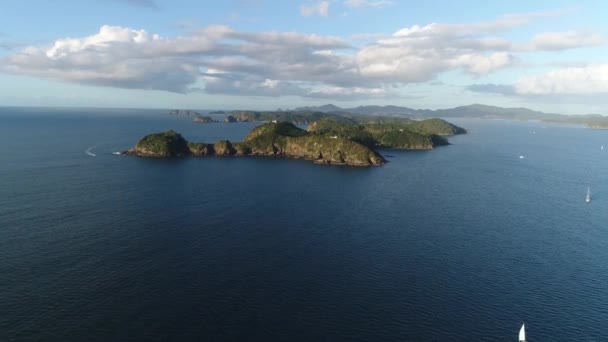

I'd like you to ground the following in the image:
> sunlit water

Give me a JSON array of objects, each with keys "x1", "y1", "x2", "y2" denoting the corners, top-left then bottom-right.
[{"x1": 1, "y1": 108, "x2": 607, "y2": 341}]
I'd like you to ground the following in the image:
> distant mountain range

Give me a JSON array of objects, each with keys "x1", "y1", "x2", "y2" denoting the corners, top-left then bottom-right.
[{"x1": 293, "y1": 103, "x2": 605, "y2": 121}]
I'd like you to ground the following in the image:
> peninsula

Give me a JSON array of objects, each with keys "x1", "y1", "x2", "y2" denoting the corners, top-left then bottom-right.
[{"x1": 125, "y1": 118, "x2": 466, "y2": 166}]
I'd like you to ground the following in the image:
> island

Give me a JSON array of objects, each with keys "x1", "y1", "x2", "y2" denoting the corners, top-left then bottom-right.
[
  {"x1": 193, "y1": 116, "x2": 217, "y2": 123},
  {"x1": 224, "y1": 110, "x2": 419, "y2": 125},
  {"x1": 541, "y1": 114, "x2": 608, "y2": 129},
  {"x1": 169, "y1": 109, "x2": 200, "y2": 116},
  {"x1": 124, "y1": 118, "x2": 466, "y2": 166}
]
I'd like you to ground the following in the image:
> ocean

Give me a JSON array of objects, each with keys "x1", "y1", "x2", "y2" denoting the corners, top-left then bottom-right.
[{"x1": 1, "y1": 107, "x2": 607, "y2": 341}]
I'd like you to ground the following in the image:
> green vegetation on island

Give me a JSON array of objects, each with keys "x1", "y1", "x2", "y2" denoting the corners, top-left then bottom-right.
[
  {"x1": 404, "y1": 118, "x2": 467, "y2": 135},
  {"x1": 225, "y1": 110, "x2": 415, "y2": 125},
  {"x1": 228, "y1": 111, "x2": 333, "y2": 124},
  {"x1": 127, "y1": 122, "x2": 386, "y2": 166},
  {"x1": 307, "y1": 118, "x2": 464, "y2": 149},
  {"x1": 129, "y1": 130, "x2": 191, "y2": 157},
  {"x1": 194, "y1": 116, "x2": 217, "y2": 123},
  {"x1": 127, "y1": 117, "x2": 465, "y2": 166}
]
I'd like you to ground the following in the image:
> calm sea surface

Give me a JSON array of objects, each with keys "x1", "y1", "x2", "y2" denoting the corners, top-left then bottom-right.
[{"x1": 1, "y1": 108, "x2": 608, "y2": 341}]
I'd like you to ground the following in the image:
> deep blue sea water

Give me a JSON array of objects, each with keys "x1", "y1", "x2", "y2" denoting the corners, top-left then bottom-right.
[{"x1": 1, "y1": 107, "x2": 608, "y2": 341}]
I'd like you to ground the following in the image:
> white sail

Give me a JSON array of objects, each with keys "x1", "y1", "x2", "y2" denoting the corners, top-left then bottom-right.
[
  {"x1": 586, "y1": 187, "x2": 591, "y2": 203},
  {"x1": 519, "y1": 324, "x2": 526, "y2": 341}
]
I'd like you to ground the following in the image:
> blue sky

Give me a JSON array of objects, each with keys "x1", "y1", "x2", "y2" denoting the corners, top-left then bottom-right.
[{"x1": 1, "y1": 0, "x2": 607, "y2": 114}]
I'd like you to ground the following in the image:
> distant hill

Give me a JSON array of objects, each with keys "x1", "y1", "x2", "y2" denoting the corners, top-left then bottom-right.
[
  {"x1": 294, "y1": 104, "x2": 425, "y2": 116},
  {"x1": 292, "y1": 103, "x2": 608, "y2": 128},
  {"x1": 293, "y1": 103, "x2": 561, "y2": 119},
  {"x1": 433, "y1": 104, "x2": 556, "y2": 120},
  {"x1": 295, "y1": 104, "x2": 588, "y2": 120}
]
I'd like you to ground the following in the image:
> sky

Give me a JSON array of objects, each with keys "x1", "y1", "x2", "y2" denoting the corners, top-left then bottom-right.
[{"x1": 1, "y1": 0, "x2": 608, "y2": 114}]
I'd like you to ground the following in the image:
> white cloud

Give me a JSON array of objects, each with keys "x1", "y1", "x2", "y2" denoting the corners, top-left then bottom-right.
[
  {"x1": 515, "y1": 64, "x2": 608, "y2": 95},
  {"x1": 1, "y1": 8, "x2": 604, "y2": 100},
  {"x1": 356, "y1": 21, "x2": 518, "y2": 82},
  {"x1": 300, "y1": 1, "x2": 330, "y2": 17},
  {"x1": 307, "y1": 85, "x2": 390, "y2": 99},
  {"x1": 203, "y1": 69, "x2": 306, "y2": 97},
  {"x1": 527, "y1": 31, "x2": 604, "y2": 51},
  {"x1": 45, "y1": 25, "x2": 160, "y2": 59},
  {"x1": 2, "y1": 25, "x2": 354, "y2": 94},
  {"x1": 451, "y1": 52, "x2": 515, "y2": 75},
  {"x1": 344, "y1": 0, "x2": 395, "y2": 8}
]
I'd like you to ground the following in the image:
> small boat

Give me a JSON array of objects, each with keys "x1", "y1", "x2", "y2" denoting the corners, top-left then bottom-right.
[
  {"x1": 586, "y1": 187, "x2": 591, "y2": 203},
  {"x1": 519, "y1": 323, "x2": 526, "y2": 342},
  {"x1": 602, "y1": 145, "x2": 604, "y2": 151},
  {"x1": 519, "y1": 155, "x2": 525, "y2": 159},
  {"x1": 112, "y1": 151, "x2": 123, "y2": 155}
]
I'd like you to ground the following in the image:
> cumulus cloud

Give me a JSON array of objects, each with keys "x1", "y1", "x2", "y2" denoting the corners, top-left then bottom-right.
[
  {"x1": 515, "y1": 64, "x2": 608, "y2": 95},
  {"x1": 469, "y1": 65, "x2": 608, "y2": 98},
  {"x1": 1, "y1": 24, "x2": 357, "y2": 94},
  {"x1": 300, "y1": 1, "x2": 330, "y2": 17},
  {"x1": 203, "y1": 69, "x2": 306, "y2": 96},
  {"x1": 307, "y1": 85, "x2": 391, "y2": 99},
  {"x1": 3, "y1": 26, "x2": 199, "y2": 92},
  {"x1": 356, "y1": 21, "x2": 518, "y2": 83},
  {"x1": 344, "y1": 0, "x2": 395, "y2": 8},
  {"x1": 1, "y1": 9, "x2": 604, "y2": 99}
]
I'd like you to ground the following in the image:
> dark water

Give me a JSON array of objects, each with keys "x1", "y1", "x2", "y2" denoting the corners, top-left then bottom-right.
[{"x1": 1, "y1": 108, "x2": 608, "y2": 341}]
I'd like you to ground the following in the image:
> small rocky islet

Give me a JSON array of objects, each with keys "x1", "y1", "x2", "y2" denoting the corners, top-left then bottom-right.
[
  {"x1": 126, "y1": 117, "x2": 466, "y2": 166},
  {"x1": 193, "y1": 115, "x2": 216, "y2": 123}
]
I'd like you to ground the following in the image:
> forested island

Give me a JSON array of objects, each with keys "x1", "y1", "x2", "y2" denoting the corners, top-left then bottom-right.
[{"x1": 125, "y1": 118, "x2": 466, "y2": 166}]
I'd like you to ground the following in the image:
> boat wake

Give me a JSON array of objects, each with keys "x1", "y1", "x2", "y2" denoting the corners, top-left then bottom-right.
[{"x1": 85, "y1": 146, "x2": 97, "y2": 157}]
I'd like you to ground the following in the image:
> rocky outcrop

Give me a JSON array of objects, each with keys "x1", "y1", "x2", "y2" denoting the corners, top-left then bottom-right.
[
  {"x1": 187, "y1": 142, "x2": 215, "y2": 155},
  {"x1": 213, "y1": 140, "x2": 236, "y2": 155},
  {"x1": 194, "y1": 116, "x2": 216, "y2": 123}
]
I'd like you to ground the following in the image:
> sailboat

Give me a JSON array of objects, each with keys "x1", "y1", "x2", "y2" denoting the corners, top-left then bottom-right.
[
  {"x1": 519, "y1": 323, "x2": 526, "y2": 342},
  {"x1": 586, "y1": 187, "x2": 591, "y2": 203}
]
